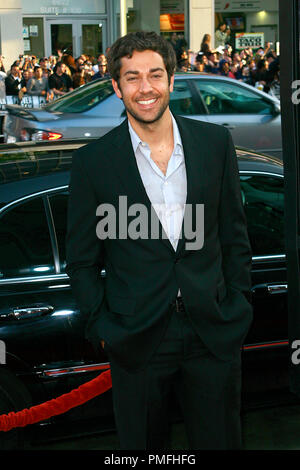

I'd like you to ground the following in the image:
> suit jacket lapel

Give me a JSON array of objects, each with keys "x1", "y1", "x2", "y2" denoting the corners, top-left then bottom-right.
[{"x1": 174, "y1": 116, "x2": 207, "y2": 257}]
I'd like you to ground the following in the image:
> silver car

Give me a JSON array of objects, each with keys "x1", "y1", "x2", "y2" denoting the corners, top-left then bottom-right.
[{"x1": 3, "y1": 74, "x2": 282, "y2": 158}]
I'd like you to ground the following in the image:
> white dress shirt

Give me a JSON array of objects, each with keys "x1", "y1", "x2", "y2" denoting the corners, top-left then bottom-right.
[{"x1": 128, "y1": 114, "x2": 187, "y2": 251}]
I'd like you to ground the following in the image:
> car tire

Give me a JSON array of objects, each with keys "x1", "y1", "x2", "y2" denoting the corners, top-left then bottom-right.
[{"x1": 0, "y1": 369, "x2": 32, "y2": 450}]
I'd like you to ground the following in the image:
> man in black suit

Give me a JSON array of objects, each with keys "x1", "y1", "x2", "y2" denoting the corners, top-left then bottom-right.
[
  {"x1": 66, "y1": 31, "x2": 253, "y2": 450},
  {"x1": 5, "y1": 64, "x2": 23, "y2": 96}
]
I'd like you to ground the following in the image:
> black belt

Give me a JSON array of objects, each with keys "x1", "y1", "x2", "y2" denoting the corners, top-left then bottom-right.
[{"x1": 171, "y1": 297, "x2": 185, "y2": 313}]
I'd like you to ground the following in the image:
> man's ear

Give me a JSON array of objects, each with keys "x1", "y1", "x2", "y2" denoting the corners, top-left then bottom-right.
[
  {"x1": 112, "y1": 78, "x2": 122, "y2": 99},
  {"x1": 169, "y1": 74, "x2": 175, "y2": 93}
]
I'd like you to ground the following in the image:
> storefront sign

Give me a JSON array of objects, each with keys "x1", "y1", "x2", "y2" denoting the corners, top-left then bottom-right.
[
  {"x1": 215, "y1": 0, "x2": 276, "y2": 12},
  {"x1": 160, "y1": 0, "x2": 184, "y2": 14},
  {"x1": 235, "y1": 32, "x2": 265, "y2": 49},
  {"x1": 23, "y1": 39, "x2": 31, "y2": 52},
  {"x1": 22, "y1": 0, "x2": 106, "y2": 15},
  {"x1": 23, "y1": 26, "x2": 29, "y2": 39},
  {"x1": 29, "y1": 25, "x2": 39, "y2": 37}
]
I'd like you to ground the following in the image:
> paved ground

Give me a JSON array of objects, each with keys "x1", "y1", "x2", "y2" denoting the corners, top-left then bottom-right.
[{"x1": 27, "y1": 402, "x2": 300, "y2": 450}]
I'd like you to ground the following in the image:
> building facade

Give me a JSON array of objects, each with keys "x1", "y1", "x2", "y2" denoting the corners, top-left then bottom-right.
[{"x1": 0, "y1": 0, "x2": 278, "y2": 70}]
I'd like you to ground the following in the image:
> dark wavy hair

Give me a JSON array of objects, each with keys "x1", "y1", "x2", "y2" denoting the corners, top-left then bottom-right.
[{"x1": 107, "y1": 31, "x2": 177, "y2": 85}]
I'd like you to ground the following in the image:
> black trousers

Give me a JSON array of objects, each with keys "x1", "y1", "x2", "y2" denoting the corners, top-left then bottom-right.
[{"x1": 108, "y1": 301, "x2": 242, "y2": 450}]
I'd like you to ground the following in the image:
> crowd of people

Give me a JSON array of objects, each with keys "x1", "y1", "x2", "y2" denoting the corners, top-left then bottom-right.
[
  {"x1": 0, "y1": 49, "x2": 110, "y2": 102},
  {"x1": 170, "y1": 29, "x2": 280, "y2": 100},
  {"x1": 171, "y1": 28, "x2": 280, "y2": 100},
  {"x1": 0, "y1": 28, "x2": 280, "y2": 103}
]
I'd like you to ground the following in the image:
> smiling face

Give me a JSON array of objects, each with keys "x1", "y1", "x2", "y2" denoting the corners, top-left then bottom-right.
[{"x1": 111, "y1": 49, "x2": 174, "y2": 127}]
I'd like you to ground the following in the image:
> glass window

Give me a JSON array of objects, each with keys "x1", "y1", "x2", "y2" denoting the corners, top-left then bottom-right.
[
  {"x1": 169, "y1": 80, "x2": 197, "y2": 116},
  {"x1": 49, "y1": 192, "x2": 68, "y2": 271},
  {"x1": 195, "y1": 79, "x2": 274, "y2": 115},
  {"x1": 22, "y1": 18, "x2": 45, "y2": 58},
  {"x1": 51, "y1": 24, "x2": 73, "y2": 57},
  {"x1": 0, "y1": 197, "x2": 55, "y2": 279},
  {"x1": 44, "y1": 80, "x2": 114, "y2": 113},
  {"x1": 240, "y1": 174, "x2": 285, "y2": 256}
]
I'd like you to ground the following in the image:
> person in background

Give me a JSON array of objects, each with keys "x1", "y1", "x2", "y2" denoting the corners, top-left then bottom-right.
[
  {"x1": 73, "y1": 61, "x2": 94, "y2": 88},
  {"x1": 63, "y1": 54, "x2": 77, "y2": 75},
  {"x1": 18, "y1": 69, "x2": 31, "y2": 99},
  {"x1": 205, "y1": 52, "x2": 219, "y2": 73},
  {"x1": 219, "y1": 60, "x2": 230, "y2": 77},
  {"x1": 26, "y1": 65, "x2": 50, "y2": 99},
  {"x1": 176, "y1": 49, "x2": 192, "y2": 72},
  {"x1": 200, "y1": 34, "x2": 213, "y2": 58},
  {"x1": 193, "y1": 52, "x2": 207, "y2": 72},
  {"x1": 39, "y1": 57, "x2": 52, "y2": 77},
  {"x1": 91, "y1": 55, "x2": 110, "y2": 80},
  {"x1": 0, "y1": 56, "x2": 6, "y2": 74},
  {"x1": 49, "y1": 55, "x2": 57, "y2": 70},
  {"x1": 215, "y1": 22, "x2": 231, "y2": 48},
  {"x1": 48, "y1": 61, "x2": 73, "y2": 97},
  {"x1": 92, "y1": 53, "x2": 107, "y2": 74},
  {"x1": 5, "y1": 63, "x2": 23, "y2": 96},
  {"x1": 252, "y1": 58, "x2": 269, "y2": 92}
]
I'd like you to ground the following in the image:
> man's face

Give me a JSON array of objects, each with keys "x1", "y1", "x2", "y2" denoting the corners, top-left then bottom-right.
[
  {"x1": 97, "y1": 54, "x2": 106, "y2": 64},
  {"x1": 35, "y1": 67, "x2": 43, "y2": 79},
  {"x1": 11, "y1": 66, "x2": 19, "y2": 77},
  {"x1": 112, "y1": 49, "x2": 174, "y2": 126}
]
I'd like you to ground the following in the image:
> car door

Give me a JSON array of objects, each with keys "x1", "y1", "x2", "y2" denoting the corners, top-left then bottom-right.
[
  {"x1": 0, "y1": 188, "x2": 104, "y2": 374},
  {"x1": 192, "y1": 78, "x2": 282, "y2": 158},
  {"x1": 239, "y1": 170, "x2": 287, "y2": 350}
]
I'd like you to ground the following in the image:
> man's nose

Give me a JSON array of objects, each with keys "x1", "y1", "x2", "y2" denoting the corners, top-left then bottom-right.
[{"x1": 139, "y1": 77, "x2": 153, "y2": 93}]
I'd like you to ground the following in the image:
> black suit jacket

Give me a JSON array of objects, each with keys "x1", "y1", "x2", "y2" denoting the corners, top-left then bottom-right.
[
  {"x1": 5, "y1": 74, "x2": 21, "y2": 96},
  {"x1": 66, "y1": 116, "x2": 253, "y2": 371}
]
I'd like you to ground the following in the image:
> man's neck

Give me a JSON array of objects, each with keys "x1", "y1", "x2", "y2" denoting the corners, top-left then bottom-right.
[{"x1": 128, "y1": 109, "x2": 173, "y2": 147}]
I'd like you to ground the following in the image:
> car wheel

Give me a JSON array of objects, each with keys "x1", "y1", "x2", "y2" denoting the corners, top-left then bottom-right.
[{"x1": 0, "y1": 369, "x2": 32, "y2": 450}]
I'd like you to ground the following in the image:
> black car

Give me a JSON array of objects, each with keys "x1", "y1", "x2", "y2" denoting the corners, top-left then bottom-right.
[{"x1": 0, "y1": 139, "x2": 288, "y2": 449}]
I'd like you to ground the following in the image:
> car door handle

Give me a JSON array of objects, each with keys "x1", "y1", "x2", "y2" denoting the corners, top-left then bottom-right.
[
  {"x1": 267, "y1": 284, "x2": 288, "y2": 294},
  {"x1": 251, "y1": 283, "x2": 288, "y2": 295},
  {"x1": 222, "y1": 123, "x2": 236, "y2": 130},
  {"x1": 0, "y1": 304, "x2": 54, "y2": 320}
]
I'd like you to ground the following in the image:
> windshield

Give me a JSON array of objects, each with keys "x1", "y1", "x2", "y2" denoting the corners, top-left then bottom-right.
[{"x1": 44, "y1": 79, "x2": 114, "y2": 113}]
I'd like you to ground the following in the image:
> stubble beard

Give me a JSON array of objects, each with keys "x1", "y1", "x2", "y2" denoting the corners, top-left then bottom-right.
[{"x1": 121, "y1": 90, "x2": 171, "y2": 126}]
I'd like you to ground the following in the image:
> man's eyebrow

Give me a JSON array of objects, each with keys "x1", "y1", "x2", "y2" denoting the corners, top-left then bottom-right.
[
  {"x1": 149, "y1": 67, "x2": 165, "y2": 73},
  {"x1": 123, "y1": 67, "x2": 165, "y2": 76}
]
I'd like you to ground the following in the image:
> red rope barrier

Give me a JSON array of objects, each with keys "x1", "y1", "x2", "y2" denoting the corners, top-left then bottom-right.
[{"x1": 0, "y1": 369, "x2": 112, "y2": 432}]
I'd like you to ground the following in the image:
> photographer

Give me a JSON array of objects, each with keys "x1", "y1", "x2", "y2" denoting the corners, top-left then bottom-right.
[{"x1": 215, "y1": 22, "x2": 231, "y2": 49}]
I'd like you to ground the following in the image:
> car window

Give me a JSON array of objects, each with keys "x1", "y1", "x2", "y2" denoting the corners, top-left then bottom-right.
[
  {"x1": 169, "y1": 80, "x2": 198, "y2": 116},
  {"x1": 44, "y1": 80, "x2": 114, "y2": 113},
  {"x1": 0, "y1": 197, "x2": 55, "y2": 279},
  {"x1": 49, "y1": 192, "x2": 68, "y2": 271},
  {"x1": 240, "y1": 174, "x2": 285, "y2": 256},
  {"x1": 195, "y1": 79, "x2": 274, "y2": 115}
]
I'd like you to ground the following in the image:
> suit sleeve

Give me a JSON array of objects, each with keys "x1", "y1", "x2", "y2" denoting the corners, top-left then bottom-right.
[
  {"x1": 65, "y1": 149, "x2": 106, "y2": 328},
  {"x1": 218, "y1": 129, "x2": 252, "y2": 304}
]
